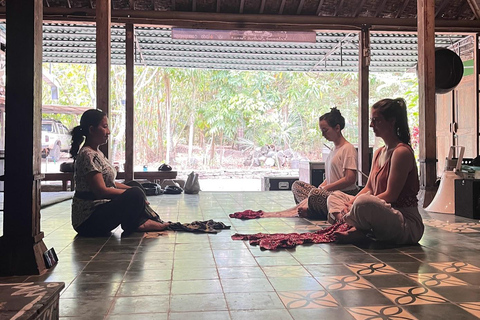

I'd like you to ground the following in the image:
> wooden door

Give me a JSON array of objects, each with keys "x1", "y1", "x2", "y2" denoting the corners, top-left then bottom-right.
[
  {"x1": 435, "y1": 91, "x2": 454, "y2": 177},
  {"x1": 454, "y1": 74, "x2": 477, "y2": 161}
]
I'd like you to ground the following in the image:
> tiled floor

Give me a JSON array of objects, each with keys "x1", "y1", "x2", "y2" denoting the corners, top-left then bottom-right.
[{"x1": 2, "y1": 191, "x2": 480, "y2": 319}]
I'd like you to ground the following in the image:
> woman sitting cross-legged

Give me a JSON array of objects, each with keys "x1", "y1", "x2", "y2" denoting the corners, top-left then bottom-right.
[
  {"x1": 70, "y1": 109, "x2": 170, "y2": 236},
  {"x1": 264, "y1": 107, "x2": 358, "y2": 220},
  {"x1": 329, "y1": 98, "x2": 424, "y2": 244}
]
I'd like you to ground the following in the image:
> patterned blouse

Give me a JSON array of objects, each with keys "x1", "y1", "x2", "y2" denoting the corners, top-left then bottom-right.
[{"x1": 71, "y1": 147, "x2": 117, "y2": 229}]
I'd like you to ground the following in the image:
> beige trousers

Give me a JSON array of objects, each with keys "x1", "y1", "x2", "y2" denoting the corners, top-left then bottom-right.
[{"x1": 327, "y1": 191, "x2": 423, "y2": 244}]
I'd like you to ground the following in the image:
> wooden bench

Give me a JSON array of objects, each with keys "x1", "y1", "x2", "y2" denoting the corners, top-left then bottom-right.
[
  {"x1": 43, "y1": 171, "x2": 178, "y2": 191},
  {"x1": 43, "y1": 172, "x2": 74, "y2": 191},
  {"x1": 116, "y1": 171, "x2": 178, "y2": 184}
]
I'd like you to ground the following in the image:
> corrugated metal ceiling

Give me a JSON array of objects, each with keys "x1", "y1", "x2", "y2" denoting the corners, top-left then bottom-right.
[{"x1": 35, "y1": 23, "x2": 472, "y2": 73}]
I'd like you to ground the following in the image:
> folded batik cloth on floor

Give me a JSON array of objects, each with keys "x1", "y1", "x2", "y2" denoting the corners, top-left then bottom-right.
[
  {"x1": 166, "y1": 219, "x2": 231, "y2": 233},
  {"x1": 231, "y1": 222, "x2": 350, "y2": 250},
  {"x1": 229, "y1": 210, "x2": 264, "y2": 219}
]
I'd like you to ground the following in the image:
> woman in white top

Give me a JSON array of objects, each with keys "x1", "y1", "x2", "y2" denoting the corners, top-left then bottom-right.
[{"x1": 291, "y1": 107, "x2": 358, "y2": 220}]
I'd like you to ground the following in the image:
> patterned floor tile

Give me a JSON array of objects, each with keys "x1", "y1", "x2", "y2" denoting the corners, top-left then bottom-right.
[
  {"x1": 316, "y1": 275, "x2": 373, "y2": 291},
  {"x1": 379, "y1": 286, "x2": 449, "y2": 305},
  {"x1": 459, "y1": 302, "x2": 480, "y2": 318},
  {"x1": 277, "y1": 290, "x2": 339, "y2": 309},
  {"x1": 453, "y1": 272, "x2": 480, "y2": 285},
  {"x1": 429, "y1": 262, "x2": 480, "y2": 273},
  {"x1": 404, "y1": 303, "x2": 480, "y2": 320},
  {"x1": 428, "y1": 285, "x2": 480, "y2": 303},
  {"x1": 330, "y1": 288, "x2": 393, "y2": 307},
  {"x1": 362, "y1": 274, "x2": 420, "y2": 288},
  {"x1": 423, "y1": 219, "x2": 480, "y2": 233},
  {"x1": 406, "y1": 273, "x2": 468, "y2": 287},
  {"x1": 346, "y1": 263, "x2": 399, "y2": 276},
  {"x1": 346, "y1": 306, "x2": 417, "y2": 320}
]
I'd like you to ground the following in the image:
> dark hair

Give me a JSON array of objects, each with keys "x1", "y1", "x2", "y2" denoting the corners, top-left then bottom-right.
[
  {"x1": 319, "y1": 107, "x2": 345, "y2": 130},
  {"x1": 69, "y1": 109, "x2": 106, "y2": 158},
  {"x1": 372, "y1": 98, "x2": 411, "y2": 145}
]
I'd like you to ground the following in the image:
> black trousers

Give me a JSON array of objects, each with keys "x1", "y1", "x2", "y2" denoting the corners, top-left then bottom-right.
[{"x1": 76, "y1": 187, "x2": 147, "y2": 236}]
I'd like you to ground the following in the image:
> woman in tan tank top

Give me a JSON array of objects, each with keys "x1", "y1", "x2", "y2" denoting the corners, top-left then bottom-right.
[{"x1": 328, "y1": 98, "x2": 424, "y2": 244}]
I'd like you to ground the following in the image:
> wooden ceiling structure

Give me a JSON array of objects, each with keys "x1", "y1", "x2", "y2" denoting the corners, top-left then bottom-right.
[{"x1": 0, "y1": 0, "x2": 479, "y2": 276}]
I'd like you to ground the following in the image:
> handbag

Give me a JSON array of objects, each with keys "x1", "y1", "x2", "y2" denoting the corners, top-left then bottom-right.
[{"x1": 184, "y1": 171, "x2": 200, "y2": 194}]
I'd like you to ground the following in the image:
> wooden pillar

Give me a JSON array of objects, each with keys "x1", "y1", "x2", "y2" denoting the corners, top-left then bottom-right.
[
  {"x1": 125, "y1": 24, "x2": 135, "y2": 182},
  {"x1": 358, "y1": 26, "x2": 370, "y2": 185},
  {"x1": 97, "y1": 0, "x2": 111, "y2": 158},
  {"x1": 0, "y1": 0, "x2": 47, "y2": 276},
  {"x1": 417, "y1": 0, "x2": 437, "y2": 207}
]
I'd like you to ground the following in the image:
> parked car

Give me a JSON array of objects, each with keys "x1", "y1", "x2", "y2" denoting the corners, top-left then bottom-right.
[{"x1": 41, "y1": 119, "x2": 71, "y2": 161}]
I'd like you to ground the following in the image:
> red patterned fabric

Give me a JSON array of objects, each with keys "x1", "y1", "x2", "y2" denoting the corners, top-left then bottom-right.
[
  {"x1": 231, "y1": 222, "x2": 351, "y2": 250},
  {"x1": 229, "y1": 210, "x2": 264, "y2": 219}
]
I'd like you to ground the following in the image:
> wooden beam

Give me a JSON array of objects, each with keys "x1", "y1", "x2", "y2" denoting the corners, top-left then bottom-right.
[
  {"x1": 125, "y1": 24, "x2": 135, "y2": 183},
  {"x1": 395, "y1": 0, "x2": 411, "y2": 18},
  {"x1": 374, "y1": 0, "x2": 388, "y2": 17},
  {"x1": 353, "y1": 0, "x2": 368, "y2": 18},
  {"x1": 297, "y1": 0, "x2": 305, "y2": 15},
  {"x1": 129, "y1": 0, "x2": 134, "y2": 10},
  {"x1": 31, "y1": 7, "x2": 480, "y2": 32},
  {"x1": 417, "y1": 0, "x2": 437, "y2": 207},
  {"x1": 279, "y1": 0, "x2": 286, "y2": 15},
  {"x1": 435, "y1": 0, "x2": 450, "y2": 18},
  {"x1": 192, "y1": 0, "x2": 197, "y2": 12},
  {"x1": 96, "y1": 0, "x2": 111, "y2": 158},
  {"x1": 239, "y1": 0, "x2": 245, "y2": 14},
  {"x1": 259, "y1": 0, "x2": 266, "y2": 13},
  {"x1": 0, "y1": 0, "x2": 47, "y2": 276},
  {"x1": 334, "y1": 0, "x2": 345, "y2": 17},
  {"x1": 358, "y1": 26, "x2": 370, "y2": 185},
  {"x1": 316, "y1": 0, "x2": 326, "y2": 16},
  {"x1": 217, "y1": 0, "x2": 221, "y2": 13},
  {"x1": 467, "y1": 0, "x2": 480, "y2": 19}
]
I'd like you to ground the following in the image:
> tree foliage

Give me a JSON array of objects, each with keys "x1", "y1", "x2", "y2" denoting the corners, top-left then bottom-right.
[{"x1": 41, "y1": 63, "x2": 419, "y2": 169}]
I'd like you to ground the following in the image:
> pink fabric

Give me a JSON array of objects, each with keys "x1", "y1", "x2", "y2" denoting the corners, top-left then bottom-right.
[
  {"x1": 229, "y1": 210, "x2": 264, "y2": 219},
  {"x1": 231, "y1": 222, "x2": 351, "y2": 250}
]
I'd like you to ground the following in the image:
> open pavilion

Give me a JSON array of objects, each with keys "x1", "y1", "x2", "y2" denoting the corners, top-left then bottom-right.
[{"x1": 2, "y1": 1, "x2": 480, "y2": 319}]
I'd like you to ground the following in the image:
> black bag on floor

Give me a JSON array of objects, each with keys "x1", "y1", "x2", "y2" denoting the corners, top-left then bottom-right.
[
  {"x1": 141, "y1": 182, "x2": 163, "y2": 196},
  {"x1": 164, "y1": 185, "x2": 183, "y2": 194}
]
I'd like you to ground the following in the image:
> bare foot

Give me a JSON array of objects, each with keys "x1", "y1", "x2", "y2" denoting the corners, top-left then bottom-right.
[
  {"x1": 328, "y1": 212, "x2": 345, "y2": 224},
  {"x1": 263, "y1": 208, "x2": 299, "y2": 217},
  {"x1": 137, "y1": 219, "x2": 170, "y2": 232},
  {"x1": 334, "y1": 227, "x2": 368, "y2": 244},
  {"x1": 297, "y1": 207, "x2": 309, "y2": 218}
]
